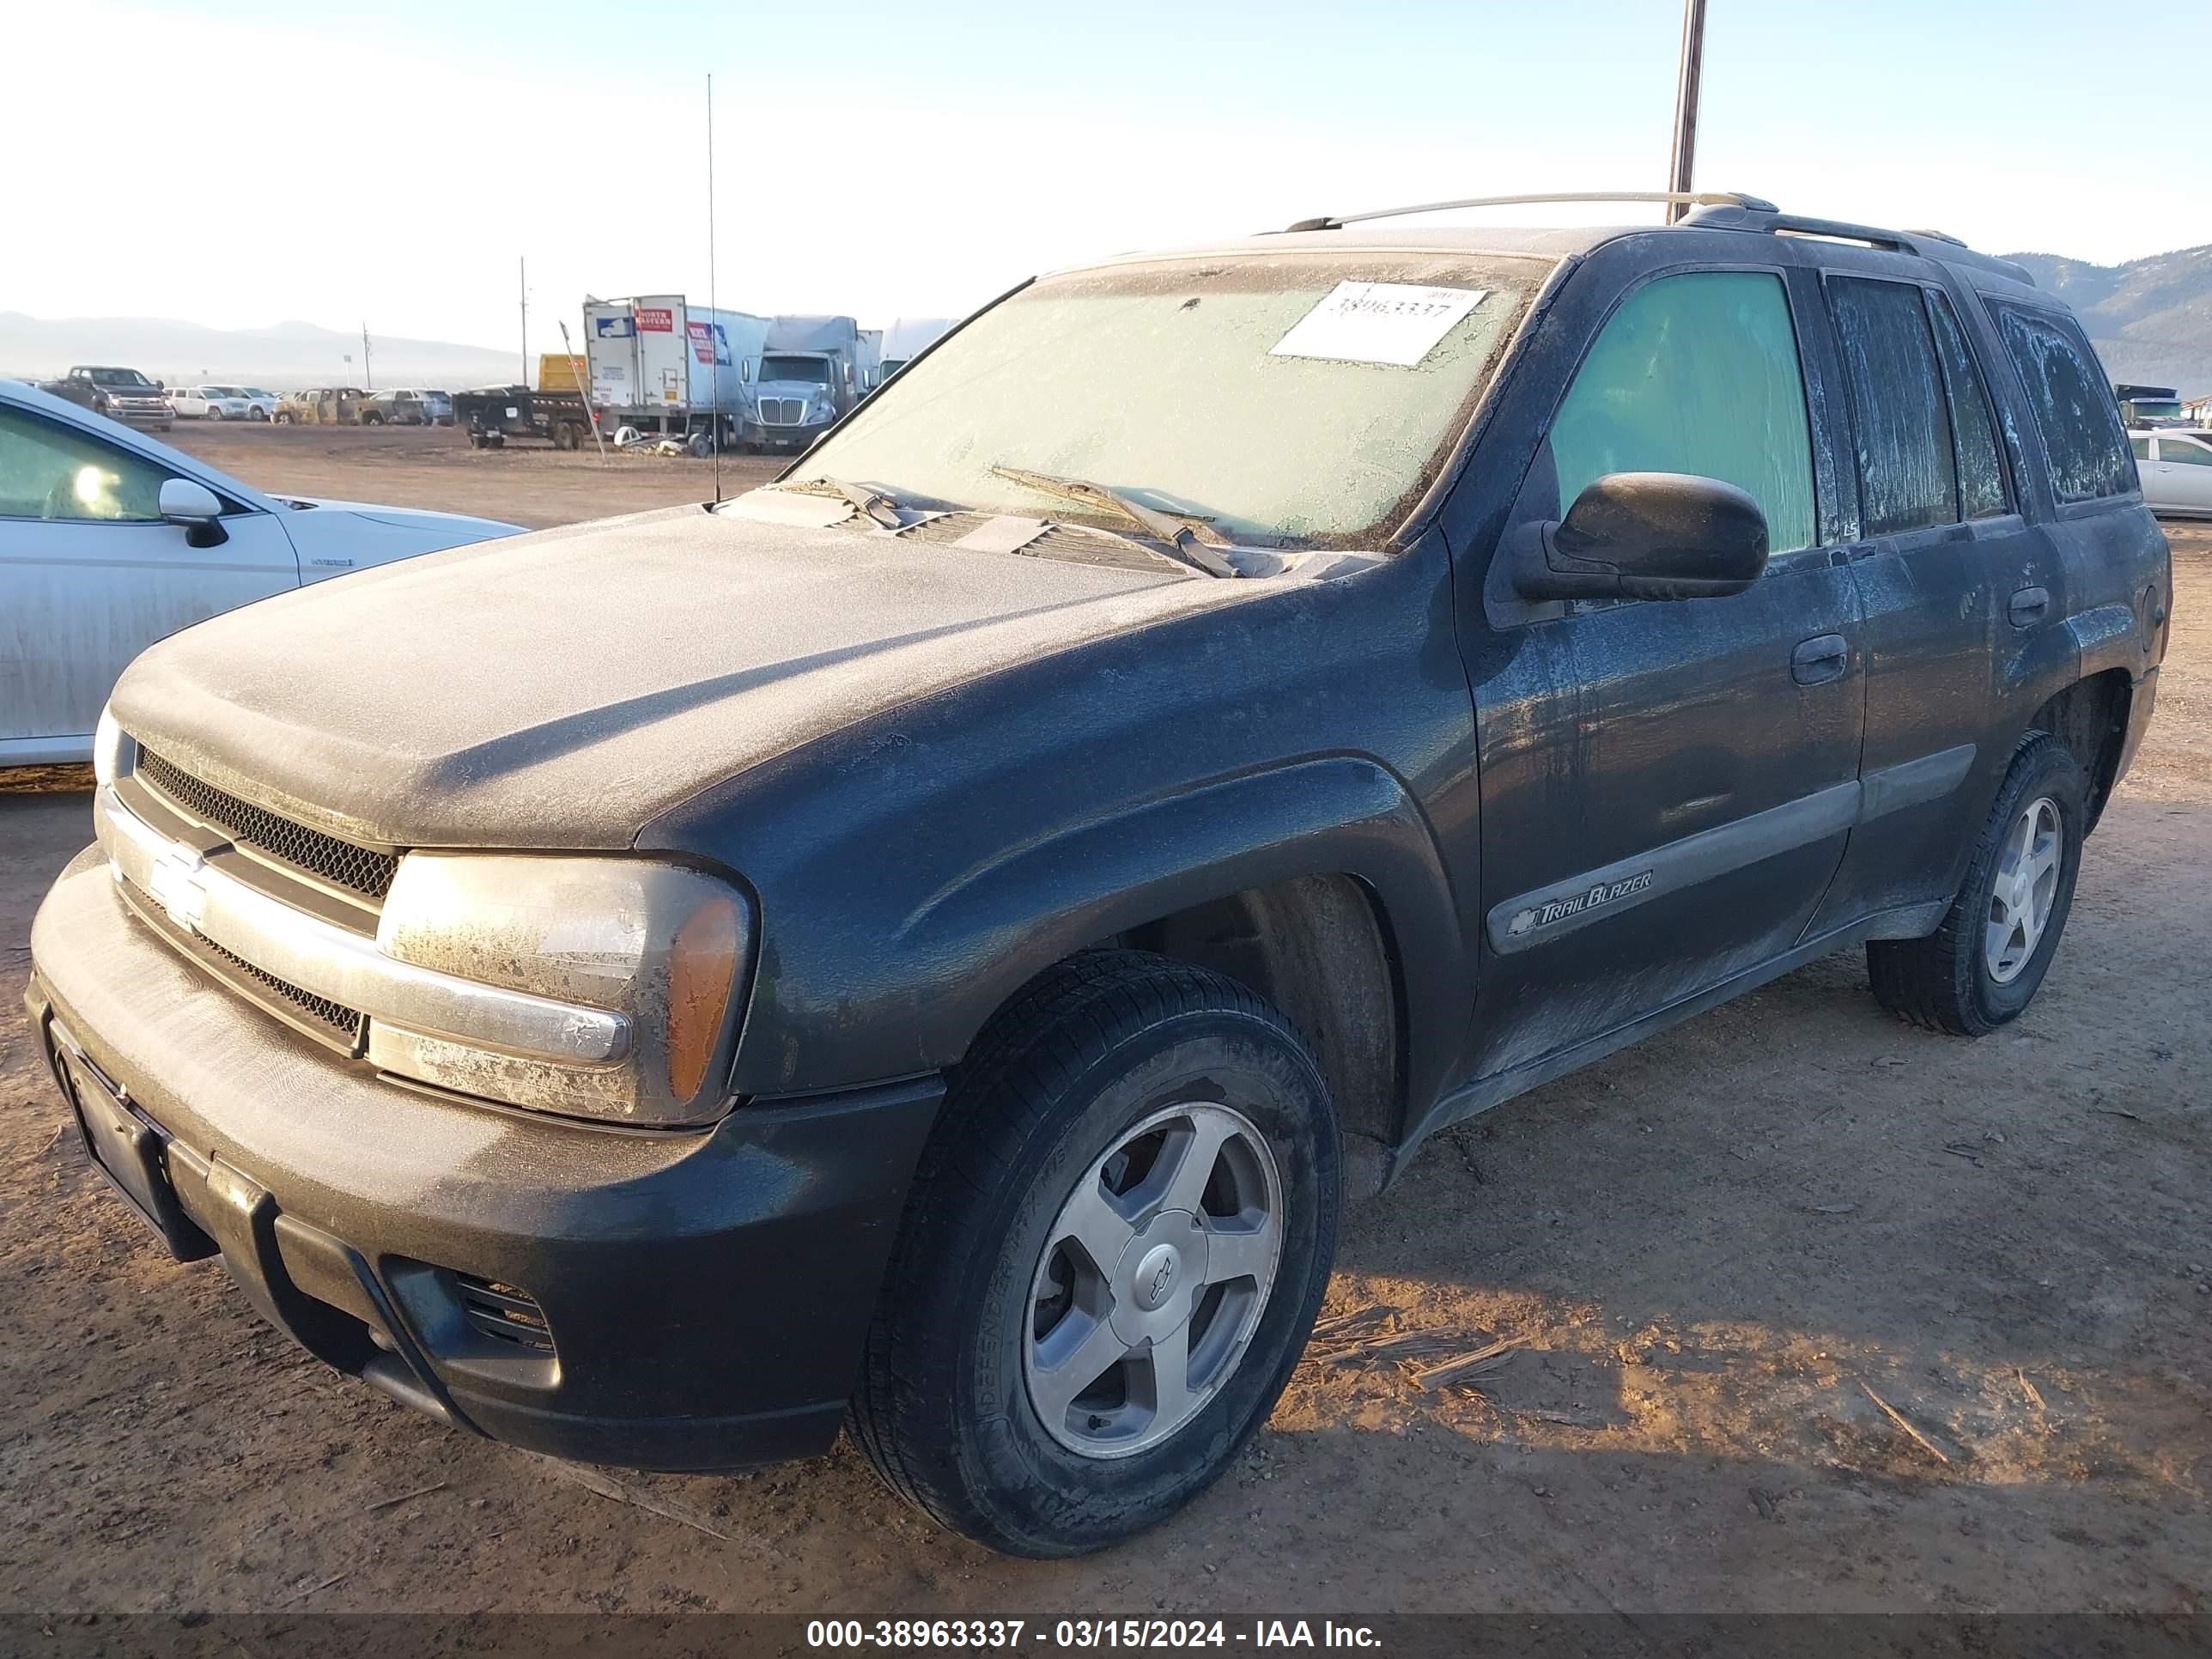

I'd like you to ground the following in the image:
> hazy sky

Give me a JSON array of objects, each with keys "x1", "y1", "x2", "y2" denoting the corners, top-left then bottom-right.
[{"x1": 11, "y1": 0, "x2": 2205, "y2": 353}]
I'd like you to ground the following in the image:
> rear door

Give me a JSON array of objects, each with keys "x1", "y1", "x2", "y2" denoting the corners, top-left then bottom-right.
[
  {"x1": 0, "y1": 402, "x2": 300, "y2": 752},
  {"x1": 2153, "y1": 434, "x2": 2212, "y2": 511},
  {"x1": 634, "y1": 295, "x2": 690, "y2": 412},
  {"x1": 1805, "y1": 267, "x2": 2045, "y2": 929},
  {"x1": 1463, "y1": 259, "x2": 1865, "y2": 1080}
]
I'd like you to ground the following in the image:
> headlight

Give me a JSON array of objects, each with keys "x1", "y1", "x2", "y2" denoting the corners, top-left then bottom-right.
[
  {"x1": 370, "y1": 854, "x2": 753, "y2": 1126},
  {"x1": 93, "y1": 705, "x2": 128, "y2": 790}
]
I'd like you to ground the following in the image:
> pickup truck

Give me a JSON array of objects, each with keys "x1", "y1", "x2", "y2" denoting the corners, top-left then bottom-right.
[
  {"x1": 26, "y1": 193, "x2": 2169, "y2": 1559},
  {"x1": 40, "y1": 366, "x2": 173, "y2": 431}
]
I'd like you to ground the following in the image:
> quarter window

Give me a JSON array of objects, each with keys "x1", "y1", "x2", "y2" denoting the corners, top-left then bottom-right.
[
  {"x1": 0, "y1": 406, "x2": 168, "y2": 522},
  {"x1": 1990, "y1": 302, "x2": 2136, "y2": 502},
  {"x1": 1925, "y1": 292, "x2": 2009, "y2": 520},
  {"x1": 2131, "y1": 436, "x2": 2153, "y2": 460},
  {"x1": 1548, "y1": 270, "x2": 1816, "y2": 555},
  {"x1": 1826, "y1": 276, "x2": 1957, "y2": 537}
]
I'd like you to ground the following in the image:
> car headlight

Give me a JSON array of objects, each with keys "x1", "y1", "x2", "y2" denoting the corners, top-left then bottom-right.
[
  {"x1": 370, "y1": 853, "x2": 753, "y2": 1126},
  {"x1": 93, "y1": 705, "x2": 129, "y2": 790}
]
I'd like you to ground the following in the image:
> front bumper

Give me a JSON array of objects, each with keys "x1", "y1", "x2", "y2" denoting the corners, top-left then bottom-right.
[
  {"x1": 749, "y1": 421, "x2": 833, "y2": 451},
  {"x1": 27, "y1": 846, "x2": 942, "y2": 1471}
]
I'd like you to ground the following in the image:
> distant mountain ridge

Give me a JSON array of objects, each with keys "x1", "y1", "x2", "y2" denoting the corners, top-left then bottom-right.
[
  {"x1": 1999, "y1": 245, "x2": 2212, "y2": 398},
  {"x1": 0, "y1": 313, "x2": 520, "y2": 391}
]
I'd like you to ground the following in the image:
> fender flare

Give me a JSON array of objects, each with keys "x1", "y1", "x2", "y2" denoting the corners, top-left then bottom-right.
[{"x1": 897, "y1": 754, "x2": 1471, "y2": 1110}]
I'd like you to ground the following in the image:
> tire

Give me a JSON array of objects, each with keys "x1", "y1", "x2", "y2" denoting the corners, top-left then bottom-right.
[
  {"x1": 205, "y1": 405, "x2": 223, "y2": 422},
  {"x1": 362, "y1": 411, "x2": 384, "y2": 427},
  {"x1": 1867, "y1": 731, "x2": 2087, "y2": 1036},
  {"x1": 275, "y1": 411, "x2": 295, "y2": 425},
  {"x1": 849, "y1": 950, "x2": 1340, "y2": 1558},
  {"x1": 249, "y1": 406, "x2": 268, "y2": 421}
]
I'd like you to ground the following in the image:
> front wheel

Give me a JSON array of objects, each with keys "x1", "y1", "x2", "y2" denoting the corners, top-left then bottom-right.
[
  {"x1": 1868, "y1": 731, "x2": 2087, "y2": 1036},
  {"x1": 849, "y1": 951, "x2": 1340, "y2": 1557},
  {"x1": 248, "y1": 406, "x2": 268, "y2": 421}
]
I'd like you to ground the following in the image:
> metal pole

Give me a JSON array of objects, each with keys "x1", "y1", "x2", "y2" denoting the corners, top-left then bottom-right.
[
  {"x1": 1665, "y1": 0, "x2": 1708, "y2": 223},
  {"x1": 362, "y1": 324, "x2": 372, "y2": 390},
  {"x1": 706, "y1": 71, "x2": 724, "y2": 504},
  {"x1": 520, "y1": 256, "x2": 529, "y2": 386},
  {"x1": 560, "y1": 319, "x2": 607, "y2": 463}
]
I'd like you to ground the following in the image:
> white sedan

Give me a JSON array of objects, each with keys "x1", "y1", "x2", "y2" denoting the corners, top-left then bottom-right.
[
  {"x1": 0, "y1": 379, "x2": 520, "y2": 766},
  {"x1": 2132, "y1": 428, "x2": 2212, "y2": 519}
]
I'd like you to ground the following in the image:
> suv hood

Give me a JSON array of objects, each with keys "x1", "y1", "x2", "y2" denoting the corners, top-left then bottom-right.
[{"x1": 108, "y1": 504, "x2": 1224, "y2": 851}]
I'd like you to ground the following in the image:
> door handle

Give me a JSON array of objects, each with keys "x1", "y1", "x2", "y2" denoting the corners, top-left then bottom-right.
[
  {"x1": 1791, "y1": 634, "x2": 1849, "y2": 686},
  {"x1": 2008, "y1": 586, "x2": 2050, "y2": 628}
]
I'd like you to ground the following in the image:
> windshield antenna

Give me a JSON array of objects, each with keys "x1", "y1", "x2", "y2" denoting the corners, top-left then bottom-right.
[{"x1": 706, "y1": 70, "x2": 724, "y2": 505}]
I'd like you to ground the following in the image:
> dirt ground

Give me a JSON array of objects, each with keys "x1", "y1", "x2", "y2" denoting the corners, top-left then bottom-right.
[
  {"x1": 162, "y1": 420, "x2": 786, "y2": 530},
  {"x1": 2, "y1": 442, "x2": 2208, "y2": 1618}
]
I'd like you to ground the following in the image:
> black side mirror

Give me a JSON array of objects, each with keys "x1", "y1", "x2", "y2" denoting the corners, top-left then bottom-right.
[{"x1": 1510, "y1": 471, "x2": 1769, "y2": 602}]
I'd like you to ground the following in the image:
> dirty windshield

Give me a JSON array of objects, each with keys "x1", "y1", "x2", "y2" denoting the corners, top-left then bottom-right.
[{"x1": 785, "y1": 252, "x2": 1547, "y2": 547}]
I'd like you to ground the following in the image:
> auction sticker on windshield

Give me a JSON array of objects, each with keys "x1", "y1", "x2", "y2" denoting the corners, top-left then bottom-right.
[{"x1": 1269, "y1": 282, "x2": 1489, "y2": 368}]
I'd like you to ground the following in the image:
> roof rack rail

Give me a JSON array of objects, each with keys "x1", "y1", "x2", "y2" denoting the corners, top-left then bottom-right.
[
  {"x1": 1680, "y1": 203, "x2": 2034, "y2": 284},
  {"x1": 1278, "y1": 191, "x2": 1778, "y2": 234}
]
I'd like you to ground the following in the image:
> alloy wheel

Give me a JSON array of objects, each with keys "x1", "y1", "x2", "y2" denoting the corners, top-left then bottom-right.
[
  {"x1": 1986, "y1": 795, "x2": 2062, "y2": 984},
  {"x1": 1024, "y1": 1101, "x2": 1283, "y2": 1458}
]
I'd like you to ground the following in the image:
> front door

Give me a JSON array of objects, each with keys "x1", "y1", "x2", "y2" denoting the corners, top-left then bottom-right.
[
  {"x1": 1464, "y1": 266, "x2": 1865, "y2": 1082},
  {"x1": 0, "y1": 404, "x2": 299, "y2": 751}
]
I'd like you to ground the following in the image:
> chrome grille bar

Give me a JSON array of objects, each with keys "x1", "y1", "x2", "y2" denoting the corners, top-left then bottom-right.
[{"x1": 96, "y1": 786, "x2": 629, "y2": 1066}]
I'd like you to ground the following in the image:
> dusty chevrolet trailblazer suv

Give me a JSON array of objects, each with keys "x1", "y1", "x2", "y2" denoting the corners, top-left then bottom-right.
[{"x1": 27, "y1": 191, "x2": 2168, "y2": 1557}]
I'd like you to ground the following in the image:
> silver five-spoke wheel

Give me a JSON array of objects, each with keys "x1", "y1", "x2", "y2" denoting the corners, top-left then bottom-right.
[
  {"x1": 1025, "y1": 1101, "x2": 1283, "y2": 1458},
  {"x1": 1985, "y1": 795, "x2": 2062, "y2": 983}
]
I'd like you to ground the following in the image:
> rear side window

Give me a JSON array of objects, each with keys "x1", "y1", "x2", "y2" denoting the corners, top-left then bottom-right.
[
  {"x1": 1990, "y1": 302, "x2": 2135, "y2": 502},
  {"x1": 1826, "y1": 276, "x2": 1957, "y2": 537},
  {"x1": 1548, "y1": 270, "x2": 1816, "y2": 555},
  {"x1": 1925, "y1": 293, "x2": 2009, "y2": 520}
]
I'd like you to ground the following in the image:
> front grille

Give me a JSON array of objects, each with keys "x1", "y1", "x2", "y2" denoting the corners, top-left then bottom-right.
[
  {"x1": 454, "y1": 1275, "x2": 555, "y2": 1352},
  {"x1": 757, "y1": 398, "x2": 805, "y2": 425},
  {"x1": 198, "y1": 934, "x2": 364, "y2": 1042},
  {"x1": 137, "y1": 750, "x2": 398, "y2": 901}
]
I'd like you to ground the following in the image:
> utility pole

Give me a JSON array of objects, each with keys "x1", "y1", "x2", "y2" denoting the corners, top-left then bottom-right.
[
  {"x1": 362, "y1": 323, "x2": 373, "y2": 391},
  {"x1": 519, "y1": 256, "x2": 530, "y2": 387},
  {"x1": 1665, "y1": 0, "x2": 1708, "y2": 223}
]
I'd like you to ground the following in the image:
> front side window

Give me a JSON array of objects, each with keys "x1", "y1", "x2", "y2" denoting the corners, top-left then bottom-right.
[
  {"x1": 1547, "y1": 269, "x2": 1816, "y2": 555},
  {"x1": 1827, "y1": 276, "x2": 1957, "y2": 537},
  {"x1": 2160, "y1": 438, "x2": 2212, "y2": 467},
  {"x1": 788, "y1": 252, "x2": 1547, "y2": 547},
  {"x1": 1990, "y1": 302, "x2": 2136, "y2": 502},
  {"x1": 0, "y1": 406, "x2": 168, "y2": 521}
]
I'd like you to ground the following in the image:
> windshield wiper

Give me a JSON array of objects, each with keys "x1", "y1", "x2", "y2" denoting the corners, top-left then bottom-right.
[
  {"x1": 988, "y1": 465, "x2": 1236, "y2": 579},
  {"x1": 764, "y1": 476, "x2": 906, "y2": 530}
]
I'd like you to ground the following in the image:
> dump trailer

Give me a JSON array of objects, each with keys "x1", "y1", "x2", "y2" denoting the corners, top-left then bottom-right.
[
  {"x1": 583, "y1": 295, "x2": 768, "y2": 451},
  {"x1": 454, "y1": 386, "x2": 594, "y2": 450}
]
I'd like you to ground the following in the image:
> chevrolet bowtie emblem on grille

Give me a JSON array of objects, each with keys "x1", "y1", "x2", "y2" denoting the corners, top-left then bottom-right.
[{"x1": 145, "y1": 846, "x2": 209, "y2": 934}]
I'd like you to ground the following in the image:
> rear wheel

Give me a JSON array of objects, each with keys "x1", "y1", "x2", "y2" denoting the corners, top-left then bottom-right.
[
  {"x1": 248, "y1": 405, "x2": 268, "y2": 421},
  {"x1": 1867, "y1": 732, "x2": 2086, "y2": 1036},
  {"x1": 849, "y1": 951, "x2": 1340, "y2": 1557},
  {"x1": 362, "y1": 410, "x2": 384, "y2": 426}
]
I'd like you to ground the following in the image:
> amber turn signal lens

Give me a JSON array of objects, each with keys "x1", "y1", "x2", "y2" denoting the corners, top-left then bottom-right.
[{"x1": 665, "y1": 895, "x2": 740, "y2": 1101}]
